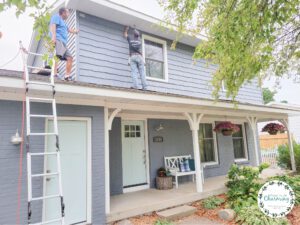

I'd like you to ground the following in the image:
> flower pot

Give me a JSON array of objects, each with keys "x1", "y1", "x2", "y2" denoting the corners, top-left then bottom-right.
[
  {"x1": 222, "y1": 130, "x2": 233, "y2": 136},
  {"x1": 268, "y1": 130, "x2": 278, "y2": 135},
  {"x1": 156, "y1": 176, "x2": 173, "y2": 190}
]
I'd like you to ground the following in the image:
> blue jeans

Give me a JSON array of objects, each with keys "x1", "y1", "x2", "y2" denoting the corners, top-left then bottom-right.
[{"x1": 130, "y1": 55, "x2": 147, "y2": 89}]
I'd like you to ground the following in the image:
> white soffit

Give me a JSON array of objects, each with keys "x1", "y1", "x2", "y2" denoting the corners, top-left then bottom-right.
[{"x1": 66, "y1": 0, "x2": 204, "y2": 47}]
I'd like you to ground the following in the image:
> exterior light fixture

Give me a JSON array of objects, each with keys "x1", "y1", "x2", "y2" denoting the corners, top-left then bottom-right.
[{"x1": 11, "y1": 129, "x2": 23, "y2": 145}]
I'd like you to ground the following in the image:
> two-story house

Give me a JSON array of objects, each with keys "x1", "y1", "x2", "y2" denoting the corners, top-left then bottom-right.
[{"x1": 0, "y1": 0, "x2": 298, "y2": 224}]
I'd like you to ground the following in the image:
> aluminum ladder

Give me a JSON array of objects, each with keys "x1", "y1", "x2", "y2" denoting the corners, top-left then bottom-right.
[{"x1": 20, "y1": 42, "x2": 65, "y2": 225}]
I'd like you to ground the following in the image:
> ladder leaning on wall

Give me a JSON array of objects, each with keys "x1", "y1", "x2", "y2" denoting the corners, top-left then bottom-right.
[{"x1": 19, "y1": 41, "x2": 65, "y2": 225}]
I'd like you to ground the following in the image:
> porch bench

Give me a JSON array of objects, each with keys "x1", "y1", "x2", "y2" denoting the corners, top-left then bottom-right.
[{"x1": 164, "y1": 155, "x2": 204, "y2": 189}]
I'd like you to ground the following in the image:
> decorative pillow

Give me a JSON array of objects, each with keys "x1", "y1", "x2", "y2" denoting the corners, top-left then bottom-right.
[
  {"x1": 188, "y1": 159, "x2": 195, "y2": 171},
  {"x1": 179, "y1": 159, "x2": 191, "y2": 172}
]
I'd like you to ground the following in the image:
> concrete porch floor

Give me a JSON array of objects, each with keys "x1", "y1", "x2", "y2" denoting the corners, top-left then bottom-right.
[{"x1": 107, "y1": 175, "x2": 227, "y2": 223}]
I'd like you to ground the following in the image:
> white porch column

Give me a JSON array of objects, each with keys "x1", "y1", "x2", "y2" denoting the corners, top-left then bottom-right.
[
  {"x1": 280, "y1": 118, "x2": 296, "y2": 172},
  {"x1": 104, "y1": 107, "x2": 121, "y2": 214},
  {"x1": 184, "y1": 112, "x2": 204, "y2": 193},
  {"x1": 246, "y1": 116, "x2": 260, "y2": 166}
]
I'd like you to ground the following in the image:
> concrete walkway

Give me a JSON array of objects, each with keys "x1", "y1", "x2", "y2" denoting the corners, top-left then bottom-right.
[{"x1": 176, "y1": 215, "x2": 225, "y2": 225}]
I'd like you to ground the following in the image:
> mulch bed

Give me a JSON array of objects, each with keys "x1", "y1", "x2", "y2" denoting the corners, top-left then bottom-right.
[
  {"x1": 287, "y1": 205, "x2": 300, "y2": 225},
  {"x1": 127, "y1": 194, "x2": 299, "y2": 225}
]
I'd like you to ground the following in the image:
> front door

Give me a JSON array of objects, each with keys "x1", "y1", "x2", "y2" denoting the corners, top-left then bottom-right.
[
  {"x1": 43, "y1": 119, "x2": 89, "y2": 224},
  {"x1": 122, "y1": 120, "x2": 148, "y2": 190}
]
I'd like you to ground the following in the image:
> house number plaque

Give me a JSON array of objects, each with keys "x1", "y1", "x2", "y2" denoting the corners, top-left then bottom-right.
[{"x1": 153, "y1": 136, "x2": 163, "y2": 143}]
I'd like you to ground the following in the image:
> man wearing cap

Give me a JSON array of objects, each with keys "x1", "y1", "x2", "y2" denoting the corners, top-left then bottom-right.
[{"x1": 124, "y1": 26, "x2": 147, "y2": 90}]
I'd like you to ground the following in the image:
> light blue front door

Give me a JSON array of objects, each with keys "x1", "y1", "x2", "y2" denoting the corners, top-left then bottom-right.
[
  {"x1": 44, "y1": 119, "x2": 88, "y2": 224},
  {"x1": 122, "y1": 120, "x2": 147, "y2": 188}
]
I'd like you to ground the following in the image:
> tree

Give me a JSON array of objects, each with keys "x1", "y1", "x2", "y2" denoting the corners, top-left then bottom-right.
[
  {"x1": 262, "y1": 87, "x2": 276, "y2": 104},
  {"x1": 0, "y1": 0, "x2": 57, "y2": 51},
  {"x1": 159, "y1": 0, "x2": 300, "y2": 101}
]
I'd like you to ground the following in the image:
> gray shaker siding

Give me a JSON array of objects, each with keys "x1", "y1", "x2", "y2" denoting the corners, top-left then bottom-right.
[
  {"x1": 148, "y1": 119, "x2": 258, "y2": 187},
  {"x1": 32, "y1": 10, "x2": 77, "y2": 78},
  {"x1": 109, "y1": 117, "x2": 123, "y2": 195},
  {"x1": 77, "y1": 12, "x2": 263, "y2": 104},
  {"x1": 0, "y1": 100, "x2": 105, "y2": 225}
]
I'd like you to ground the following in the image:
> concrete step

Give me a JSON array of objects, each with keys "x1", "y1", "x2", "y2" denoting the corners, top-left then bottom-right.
[{"x1": 157, "y1": 205, "x2": 197, "y2": 220}]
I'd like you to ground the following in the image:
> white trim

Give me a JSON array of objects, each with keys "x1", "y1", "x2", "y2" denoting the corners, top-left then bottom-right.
[
  {"x1": 233, "y1": 123, "x2": 249, "y2": 163},
  {"x1": 123, "y1": 184, "x2": 149, "y2": 193},
  {"x1": 121, "y1": 119, "x2": 150, "y2": 192},
  {"x1": 1, "y1": 76, "x2": 299, "y2": 117},
  {"x1": 221, "y1": 80, "x2": 227, "y2": 92},
  {"x1": 142, "y1": 34, "x2": 168, "y2": 82},
  {"x1": 104, "y1": 107, "x2": 110, "y2": 214},
  {"x1": 199, "y1": 122, "x2": 219, "y2": 166},
  {"x1": 42, "y1": 117, "x2": 92, "y2": 224}
]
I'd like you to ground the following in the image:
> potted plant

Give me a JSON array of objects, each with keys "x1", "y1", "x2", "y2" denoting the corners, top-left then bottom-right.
[
  {"x1": 214, "y1": 121, "x2": 240, "y2": 136},
  {"x1": 262, "y1": 122, "x2": 286, "y2": 135},
  {"x1": 157, "y1": 167, "x2": 167, "y2": 177}
]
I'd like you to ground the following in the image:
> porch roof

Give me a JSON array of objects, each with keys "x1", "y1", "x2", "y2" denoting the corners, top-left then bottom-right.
[{"x1": 0, "y1": 69, "x2": 299, "y2": 121}]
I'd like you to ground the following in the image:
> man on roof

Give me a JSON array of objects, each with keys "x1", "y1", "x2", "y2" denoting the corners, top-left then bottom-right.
[
  {"x1": 50, "y1": 7, "x2": 79, "y2": 81},
  {"x1": 124, "y1": 26, "x2": 147, "y2": 90}
]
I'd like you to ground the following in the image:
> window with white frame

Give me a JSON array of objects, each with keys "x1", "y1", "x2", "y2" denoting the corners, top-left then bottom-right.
[
  {"x1": 199, "y1": 123, "x2": 218, "y2": 164},
  {"x1": 232, "y1": 124, "x2": 248, "y2": 161},
  {"x1": 142, "y1": 35, "x2": 168, "y2": 81}
]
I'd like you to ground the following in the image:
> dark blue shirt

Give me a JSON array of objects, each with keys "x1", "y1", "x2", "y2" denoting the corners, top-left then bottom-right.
[
  {"x1": 50, "y1": 14, "x2": 68, "y2": 44},
  {"x1": 127, "y1": 36, "x2": 142, "y2": 55}
]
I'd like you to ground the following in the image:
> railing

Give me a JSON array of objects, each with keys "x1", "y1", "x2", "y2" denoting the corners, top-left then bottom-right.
[{"x1": 261, "y1": 148, "x2": 278, "y2": 167}]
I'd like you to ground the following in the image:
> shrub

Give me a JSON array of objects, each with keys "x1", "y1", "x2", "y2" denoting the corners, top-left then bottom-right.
[
  {"x1": 202, "y1": 196, "x2": 225, "y2": 209},
  {"x1": 236, "y1": 204, "x2": 289, "y2": 225},
  {"x1": 154, "y1": 219, "x2": 173, "y2": 225},
  {"x1": 277, "y1": 142, "x2": 300, "y2": 171},
  {"x1": 226, "y1": 164, "x2": 269, "y2": 212}
]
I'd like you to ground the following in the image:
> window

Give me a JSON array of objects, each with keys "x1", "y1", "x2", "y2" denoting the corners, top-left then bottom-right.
[
  {"x1": 142, "y1": 35, "x2": 168, "y2": 81},
  {"x1": 232, "y1": 124, "x2": 248, "y2": 162},
  {"x1": 124, "y1": 125, "x2": 141, "y2": 138},
  {"x1": 199, "y1": 123, "x2": 218, "y2": 165}
]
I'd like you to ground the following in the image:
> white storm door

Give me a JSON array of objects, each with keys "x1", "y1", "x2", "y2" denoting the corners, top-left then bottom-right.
[
  {"x1": 44, "y1": 119, "x2": 88, "y2": 225},
  {"x1": 122, "y1": 120, "x2": 147, "y2": 188}
]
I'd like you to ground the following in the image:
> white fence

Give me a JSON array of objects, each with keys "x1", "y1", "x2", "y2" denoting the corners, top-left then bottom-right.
[{"x1": 261, "y1": 149, "x2": 278, "y2": 167}]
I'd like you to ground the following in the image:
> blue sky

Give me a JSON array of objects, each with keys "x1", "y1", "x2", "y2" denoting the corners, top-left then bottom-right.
[{"x1": 0, "y1": 0, "x2": 299, "y2": 104}]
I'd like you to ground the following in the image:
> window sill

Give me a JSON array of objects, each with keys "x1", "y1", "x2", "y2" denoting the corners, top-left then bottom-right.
[
  {"x1": 146, "y1": 77, "x2": 168, "y2": 83},
  {"x1": 234, "y1": 159, "x2": 249, "y2": 164},
  {"x1": 202, "y1": 162, "x2": 219, "y2": 168}
]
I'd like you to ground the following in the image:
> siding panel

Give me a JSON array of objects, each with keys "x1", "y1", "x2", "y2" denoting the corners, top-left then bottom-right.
[{"x1": 78, "y1": 12, "x2": 263, "y2": 104}]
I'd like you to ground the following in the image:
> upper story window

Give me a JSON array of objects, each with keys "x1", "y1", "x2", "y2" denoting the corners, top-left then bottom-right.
[
  {"x1": 232, "y1": 124, "x2": 248, "y2": 162},
  {"x1": 142, "y1": 35, "x2": 168, "y2": 82},
  {"x1": 199, "y1": 123, "x2": 219, "y2": 165}
]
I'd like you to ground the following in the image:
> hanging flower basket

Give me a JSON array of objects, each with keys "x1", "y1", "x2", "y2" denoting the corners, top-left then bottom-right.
[
  {"x1": 262, "y1": 123, "x2": 286, "y2": 135},
  {"x1": 214, "y1": 121, "x2": 240, "y2": 136}
]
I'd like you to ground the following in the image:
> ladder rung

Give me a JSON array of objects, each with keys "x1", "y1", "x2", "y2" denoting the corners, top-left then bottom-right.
[
  {"x1": 31, "y1": 172, "x2": 59, "y2": 178},
  {"x1": 27, "y1": 66, "x2": 52, "y2": 72},
  {"x1": 28, "y1": 132, "x2": 57, "y2": 136},
  {"x1": 26, "y1": 81, "x2": 54, "y2": 86},
  {"x1": 27, "y1": 97, "x2": 54, "y2": 103},
  {"x1": 30, "y1": 152, "x2": 58, "y2": 156},
  {"x1": 30, "y1": 114, "x2": 54, "y2": 118},
  {"x1": 31, "y1": 194, "x2": 60, "y2": 201}
]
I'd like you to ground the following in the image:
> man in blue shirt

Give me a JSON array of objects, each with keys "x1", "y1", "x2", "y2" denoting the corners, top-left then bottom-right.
[{"x1": 50, "y1": 7, "x2": 79, "y2": 80}]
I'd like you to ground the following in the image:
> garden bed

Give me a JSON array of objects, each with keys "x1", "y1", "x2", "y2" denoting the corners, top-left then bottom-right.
[{"x1": 121, "y1": 164, "x2": 300, "y2": 225}]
